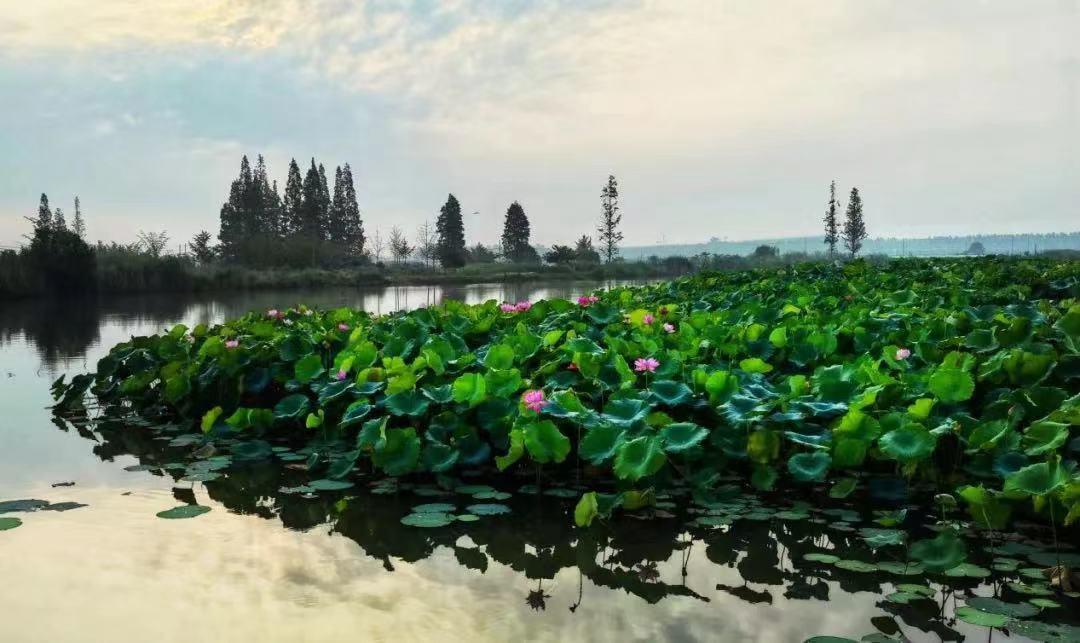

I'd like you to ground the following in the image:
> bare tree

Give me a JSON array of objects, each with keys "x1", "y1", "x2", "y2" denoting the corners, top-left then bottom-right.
[
  {"x1": 389, "y1": 226, "x2": 413, "y2": 263},
  {"x1": 416, "y1": 220, "x2": 437, "y2": 268},
  {"x1": 370, "y1": 228, "x2": 385, "y2": 263},
  {"x1": 137, "y1": 230, "x2": 170, "y2": 257}
]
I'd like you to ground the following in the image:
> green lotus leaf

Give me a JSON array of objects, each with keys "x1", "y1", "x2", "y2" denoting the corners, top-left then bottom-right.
[
  {"x1": 787, "y1": 451, "x2": 831, "y2": 482},
  {"x1": 879, "y1": 426, "x2": 936, "y2": 463},
  {"x1": 465, "y1": 503, "x2": 511, "y2": 516},
  {"x1": 384, "y1": 391, "x2": 430, "y2": 417},
  {"x1": 829, "y1": 477, "x2": 857, "y2": 498},
  {"x1": 739, "y1": 357, "x2": 773, "y2": 374},
  {"x1": 522, "y1": 420, "x2": 571, "y2": 464},
  {"x1": 1022, "y1": 420, "x2": 1069, "y2": 456},
  {"x1": 400, "y1": 512, "x2": 454, "y2": 528},
  {"x1": 422, "y1": 443, "x2": 460, "y2": 473},
  {"x1": 308, "y1": 479, "x2": 355, "y2": 491},
  {"x1": 859, "y1": 528, "x2": 906, "y2": 548},
  {"x1": 372, "y1": 427, "x2": 421, "y2": 476},
  {"x1": 835, "y1": 559, "x2": 877, "y2": 572},
  {"x1": 613, "y1": 435, "x2": 666, "y2": 482},
  {"x1": 273, "y1": 394, "x2": 311, "y2": 421},
  {"x1": 650, "y1": 380, "x2": 693, "y2": 406},
  {"x1": 909, "y1": 531, "x2": 966, "y2": 572},
  {"x1": 1004, "y1": 459, "x2": 1067, "y2": 497},
  {"x1": 957, "y1": 485, "x2": 1012, "y2": 529},
  {"x1": 451, "y1": 373, "x2": 487, "y2": 407},
  {"x1": 928, "y1": 367, "x2": 974, "y2": 403},
  {"x1": 802, "y1": 552, "x2": 839, "y2": 564},
  {"x1": 660, "y1": 422, "x2": 708, "y2": 453},
  {"x1": 705, "y1": 370, "x2": 739, "y2": 404},
  {"x1": 578, "y1": 424, "x2": 626, "y2": 465},
  {"x1": 412, "y1": 503, "x2": 456, "y2": 514},
  {"x1": 574, "y1": 491, "x2": 599, "y2": 527},
  {"x1": 964, "y1": 597, "x2": 1038, "y2": 618},
  {"x1": 483, "y1": 343, "x2": 515, "y2": 370},
  {"x1": 495, "y1": 428, "x2": 525, "y2": 471},
  {"x1": 954, "y1": 606, "x2": 1008, "y2": 628},
  {"x1": 484, "y1": 368, "x2": 523, "y2": 398},
  {"x1": 294, "y1": 354, "x2": 325, "y2": 383},
  {"x1": 751, "y1": 464, "x2": 777, "y2": 491},
  {"x1": 943, "y1": 563, "x2": 990, "y2": 578},
  {"x1": 0, "y1": 517, "x2": 23, "y2": 530},
  {"x1": 338, "y1": 401, "x2": 373, "y2": 429},
  {"x1": 156, "y1": 505, "x2": 211, "y2": 519},
  {"x1": 601, "y1": 398, "x2": 651, "y2": 427}
]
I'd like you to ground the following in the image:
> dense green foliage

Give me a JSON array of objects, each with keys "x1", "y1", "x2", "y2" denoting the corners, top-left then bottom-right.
[{"x1": 53, "y1": 258, "x2": 1080, "y2": 529}]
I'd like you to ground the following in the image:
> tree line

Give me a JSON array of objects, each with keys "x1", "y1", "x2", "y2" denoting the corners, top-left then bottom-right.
[{"x1": 822, "y1": 180, "x2": 868, "y2": 257}]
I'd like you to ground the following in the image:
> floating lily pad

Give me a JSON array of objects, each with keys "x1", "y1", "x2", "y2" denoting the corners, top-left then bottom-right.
[
  {"x1": 412, "y1": 503, "x2": 456, "y2": 514},
  {"x1": 964, "y1": 597, "x2": 1039, "y2": 618},
  {"x1": 40, "y1": 501, "x2": 88, "y2": 512},
  {"x1": 955, "y1": 606, "x2": 1007, "y2": 627},
  {"x1": 308, "y1": 479, "x2": 354, "y2": 491},
  {"x1": 472, "y1": 490, "x2": 512, "y2": 500},
  {"x1": 1028, "y1": 598, "x2": 1060, "y2": 609},
  {"x1": 1007, "y1": 582, "x2": 1054, "y2": 596},
  {"x1": 835, "y1": 559, "x2": 877, "y2": 573},
  {"x1": 0, "y1": 499, "x2": 49, "y2": 513},
  {"x1": 122, "y1": 464, "x2": 159, "y2": 472},
  {"x1": 885, "y1": 591, "x2": 926, "y2": 605},
  {"x1": 454, "y1": 485, "x2": 495, "y2": 495},
  {"x1": 465, "y1": 503, "x2": 511, "y2": 516},
  {"x1": 156, "y1": 505, "x2": 211, "y2": 519},
  {"x1": 454, "y1": 514, "x2": 480, "y2": 522},
  {"x1": 0, "y1": 517, "x2": 22, "y2": 530},
  {"x1": 541, "y1": 487, "x2": 579, "y2": 498},
  {"x1": 876, "y1": 561, "x2": 924, "y2": 575},
  {"x1": 400, "y1": 512, "x2": 454, "y2": 528},
  {"x1": 895, "y1": 584, "x2": 935, "y2": 597},
  {"x1": 803, "y1": 552, "x2": 840, "y2": 564},
  {"x1": 181, "y1": 472, "x2": 222, "y2": 483},
  {"x1": 944, "y1": 563, "x2": 991, "y2": 578},
  {"x1": 279, "y1": 485, "x2": 316, "y2": 494}
]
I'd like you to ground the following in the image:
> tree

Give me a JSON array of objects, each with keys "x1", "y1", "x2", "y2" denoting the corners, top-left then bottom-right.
[
  {"x1": 251, "y1": 155, "x2": 281, "y2": 235},
  {"x1": 72, "y1": 196, "x2": 86, "y2": 239},
  {"x1": 370, "y1": 228, "x2": 385, "y2": 263},
  {"x1": 328, "y1": 165, "x2": 347, "y2": 245},
  {"x1": 966, "y1": 241, "x2": 986, "y2": 255},
  {"x1": 544, "y1": 244, "x2": 576, "y2": 265},
  {"x1": 341, "y1": 164, "x2": 364, "y2": 255},
  {"x1": 597, "y1": 175, "x2": 623, "y2": 263},
  {"x1": 823, "y1": 180, "x2": 839, "y2": 255},
  {"x1": 752, "y1": 244, "x2": 779, "y2": 258},
  {"x1": 53, "y1": 207, "x2": 67, "y2": 232},
  {"x1": 190, "y1": 230, "x2": 215, "y2": 264},
  {"x1": 574, "y1": 234, "x2": 601, "y2": 264},
  {"x1": 137, "y1": 231, "x2": 170, "y2": 257},
  {"x1": 501, "y1": 201, "x2": 536, "y2": 263},
  {"x1": 842, "y1": 187, "x2": 868, "y2": 257},
  {"x1": 25, "y1": 194, "x2": 95, "y2": 294},
  {"x1": 317, "y1": 163, "x2": 331, "y2": 240},
  {"x1": 435, "y1": 193, "x2": 466, "y2": 268},
  {"x1": 466, "y1": 243, "x2": 498, "y2": 263},
  {"x1": 282, "y1": 159, "x2": 304, "y2": 236},
  {"x1": 416, "y1": 220, "x2": 437, "y2": 267},
  {"x1": 389, "y1": 226, "x2": 413, "y2": 263},
  {"x1": 34, "y1": 193, "x2": 52, "y2": 238},
  {"x1": 299, "y1": 159, "x2": 326, "y2": 240},
  {"x1": 218, "y1": 155, "x2": 254, "y2": 261}
]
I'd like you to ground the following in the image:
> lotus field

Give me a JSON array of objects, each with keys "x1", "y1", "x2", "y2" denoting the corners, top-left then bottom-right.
[{"x1": 54, "y1": 258, "x2": 1080, "y2": 540}]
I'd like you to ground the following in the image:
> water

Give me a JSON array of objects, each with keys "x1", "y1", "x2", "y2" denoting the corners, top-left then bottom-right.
[{"x1": 0, "y1": 283, "x2": 1071, "y2": 642}]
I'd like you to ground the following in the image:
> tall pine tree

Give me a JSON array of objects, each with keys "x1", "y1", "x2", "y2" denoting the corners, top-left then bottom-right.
[
  {"x1": 341, "y1": 164, "x2": 364, "y2": 256},
  {"x1": 597, "y1": 175, "x2": 623, "y2": 263},
  {"x1": 299, "y1": 159, "x2": 325, "y2": 240},
  {"x1": 328, "y1": 165, "x2": 347, "y2": 245},
  {"x1": 317, "y1": 163, "x2": 331, "y2": 241},
  {"x1": 72, "y1": 196, "x2": 86, "y2": 239},
  {"x1": 435, "y1": 193, "x2": 466, "y2": 268},
  {"x1": 282, "y1": 159, "x2": 304, "y2": 236},
  {"x1": 842, "y1": 187, "x2": 867, "y2": 258},
  {"x1": 500, "y1": 201, "x2": 535, "y2": 263},
  {"x1": 823, "y1": 180, "x2": 839, "y2": 255},
  {"x1": 34, "y1": 193, "x2": 52, "y2": 238}
]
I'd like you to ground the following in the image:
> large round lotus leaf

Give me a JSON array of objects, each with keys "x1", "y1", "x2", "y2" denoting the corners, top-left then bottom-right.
[
  {"x1": 1028, "y1": 598, "x2": 1060, "y2": 609},
  {"x1": 1022, "y1": 420, "x2": 1069, "y2": 456},
  {"x1": 338, "y1": 401, "x2": 373, "y2": 428},
  {"x1": 885, "y1": 592, "x2": 924, "y2": 605},
  {"x1": 384, "y1": 392, "x2": 430, "y2": 417},
  {"x1": 294, "y1": 354, "x2": 325, "y2": 383},
  {"x1": 803, "y1": 552, "x2": 839, "y2": 564},
  {"x1": 230, "y1": 439, "x2": 272, "y2": 461},
  {"x1": 909, "y1": 531, "x2": 966, "y2": 572},
  {"x1": 522, "y1": 420, "x2": 571, "y2": 464},
  {"x1": 483, "y1": 343, "x2": 515, "y2": 370},
  {"x1": 787, "y1": 451, "x2": 831, "y2": 482},
  {"x1": 454, "y1": 514, "x2": 480, "y2": 522},
  {"x1": 308, "y1": 479, "x2": 354, "y2": 491},
  {"x1": 1007, "y1": 582, "x2": 1054, "y2": 596},
  {"x1": 472, "y1": 490, "x2": 511, "y2": 500},
  {"x1": 1004, "y1": 460, "x2": 1067, "y2": 497},
  {"x1": 928, "y1": 367, "x2": 974, "y2": 403},
  {"x1": 400, "y1": 512, "x2": 454, "y2": 528},
  {"x1": 601, "y1": 399, "x2": 651, "y2": 427},
  {"x1": 613, "y1": 436, "x2": 667, "y2": 482},
  {"x1": 412, "y1": 503, "x2": 456, "y2": 513},
  {"x1": 879, "y1": 426, "x2": 935, "y2": 463},
  {"x1": 181, "y1": 471, "x2": 222, "y2": 483},
  {"x1": 835, "y1": 559, "x2": 877, "y2": 572},
  {"x1": 156, "y1": 505, "x2": 211, "y2": 519},
  {"x1": 964, "y1": 597, "x2": 1039, "y2": 618},
  {"x1": 1005, "y1": 621, "x2": 1080, "y2": 642},
  {"x1": 829, "y1": 477, "x2": 857, "y2": 499},
  {"x1": 465, "y1": 503, "x2": 511, "y2": 516},
  {"x1": 944, "y1": 563, "x2": 991, "y2": 578},
  {"x1": 542, "y1": 487, "x2": 579, "y2": 498},
  {"x1": 660, "y1": 422, "x2": 708, "y2": 453},
  {"x1": 877, "y1": 561, "x2": 924, "y2": 575},
  {"x1": 859, "y1": 528, "x2": 906, "y2": 548},
  {"x1": 579, "y1": 425, "x2": 626, "y2": 465},
  {"x1": 693, "y1": 515, "x2": 732, "y2": 527},
  {"x1": 454, "y1": 484, "x2": 495, "y2": 495},
  {"x1": 954, "y1": 606, "x2": 1008, "y2": 627},
  {"x1": 0, "y1": 517, "x2": 23, "y2": 530},
  {"x1": 650, "y1": 380, "x2": 693, "y2": 406},
  {"x1": 0, "y1": 499, "x2": 49, "y2": 513},
  {"x1": 895, "y1": 584, "x2": 935, "y2": 597},
  {"x1": 273, "y1": 394, "x2": 311, "y2": 421},
  {"x1": 372, "y1": 427, "x2": 421, "y2": 476}
]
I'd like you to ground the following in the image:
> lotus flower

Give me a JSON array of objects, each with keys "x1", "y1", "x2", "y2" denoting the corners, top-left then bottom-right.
[
  {"x1": 663, "y1": 323, "x2": 675, "y2": 334},
  {"x1": 225, "y1": 339, "x2": 239, "y2": 350},
  {"x1": 522, "y1": 389, "x2": 547, "y2": 412},
  {"x1": 577, "y1": 295, "x2": 600, "y2": 306},
  {"x1": 634, "y1": 357, "x2": 660, "y2": 373},
  {"x1": 659, "y1": 307, "x2": 670, "y2": 316},
  {"x1": 643, "y1": 313, "x2": 655, "y2": 325},
  {"x1": 895, "y1": 348, "x2": 912, "y2": 360},
  {"x1": 338, "y1": 323, "x2": 350, "y2": 332},
  {"x1": 335, "y1": 369, "x2": 347, "y2": 381},
  {"x1": 500, "y1": 303, "x2": 517, "y2": 313},
  {"x1": 266, "y1": 309, "x2": 284, "y2": 320},
  {"x1": 568, "y1": 362, "x2": 579, "y2": 371},
  {"x1": 515, "y1": 301, "x2": 532, "y2": 312}
]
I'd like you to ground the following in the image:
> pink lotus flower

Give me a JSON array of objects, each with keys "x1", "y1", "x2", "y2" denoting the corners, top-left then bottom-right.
[
  {"x1": 338, "y1": 323, "x2": 350, "y2": 332},
  {"x1": 663, "y1": 323, "x2": 675, "y2": 334},
  {"x1": 568, "y1": 362, "x2": 579, "y2": 371},
  {"x1": 225, "y1": 339, "x2": 239, "y2": 350},
  {"x1": 500, "y1": 303, "x2": 517, "y2": 313},
  {"x1": 895, "y1": 348, "x2": 912, "y2": 360},
  {"x1": 643, "y1": 313, "x2": 655, "y2": 325},
  {"x1": 577, "y1": 295, "x2": 600, "y2": 306},
  {"x1": 522, "y1": 389, "x2": 547, "y2": 413},
  {"x1": 634, "y1": 357, "x2": 660, "y2": 373},
  {"x1": 515, "y1": 301, "x2": 532, "y2": 312},
  {"x1": 659, "y1": 307, "x2": 670, "y2": 316},
  {"x1": 266, "y1": 309, "x2": 284, "y2": 320},
  {"x1": 335, "y1": 369, "x2": 347, "y2": 381}
]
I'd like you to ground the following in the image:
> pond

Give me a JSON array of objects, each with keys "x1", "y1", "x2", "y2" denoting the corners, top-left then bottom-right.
[{"x1": 0, "y1": 282, "x2": 1075, "y2": 643}]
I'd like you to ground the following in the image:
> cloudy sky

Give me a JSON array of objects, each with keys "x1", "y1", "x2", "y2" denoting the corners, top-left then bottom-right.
[{"x1": 0, "y1": 1, "x2": 1076, "y2": 249}]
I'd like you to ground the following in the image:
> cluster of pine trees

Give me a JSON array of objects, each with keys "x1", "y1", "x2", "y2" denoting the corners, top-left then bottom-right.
[
  {"x1": 217, "y1": 155, "x2": 364, "y2": 266},
  {"x1": 822, "y1": 181, "x2": 868, "y2": 257}
]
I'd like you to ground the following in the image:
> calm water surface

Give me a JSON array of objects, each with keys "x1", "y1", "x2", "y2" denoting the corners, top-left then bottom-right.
[{"x1": 0, "y1": 283, "x2": 1063, "y2": 642}]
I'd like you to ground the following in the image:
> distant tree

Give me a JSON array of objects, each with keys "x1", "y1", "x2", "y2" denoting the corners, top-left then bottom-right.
[
  {"x1": 466, "y1": 243, "x2": 498, "y2": 263},
  {"x1": 389, "y1": 226, "x2": 413, "y2": 263},
  {"x1": 72, "y1": 196, "x2": 86, "y2": 239},
  {"x1": 966, "y1": 241, "x2": 986, "y2": 256},
  {"x1": 501, "y1": 201, "x2": 537, "y2": 263},
  {"x1": 137, "y1": 231, "x2": 170, "y2": 257},
  {"x1": 34, "y1": 193, "x2": 53, "y2": 238},
  {"x1": 823, "y1": 180, "x2": 839, "y2": 255},
  {"x1": 329, "y1": 166, "x2": 347, "y2": 245},
  {"x1": 318, "y1": 163, "x2": 331, "y2": 239},
  {"x1": 574, "y1": 234, "x2": 601, "y2": 264},
  {"x1": 25, "y1": 194, "x2": 95, "y2": 294},
  {"x1": 842, "y1": 187, "x2": 867, "y2": 257},
  {"x1": 416, "y1": 220, "x2": 437, "y2": 267},
  {"x1": 544, "y1": 244, "x2": 576, "y2": 265},
  {"x1": 282, "y1": 159, "x2": 304, "y2": 236},
  {"x1": 370, "y1": 228, "x2": 385, "y2": 263},
  {"x1": 435, "y1": 193, "x2": 466, "y2": 268},
  {"x1": 299, "y1": 159, "x2": 326, "y2": 240},
  {"x1": 52, "y1": 207, "x2": 67, "y2": 232},
  {"x1": 752, "y1": 244, "x2": 779, "y2": 258},
  {"x1": 190, "y1": 230, "x2": 215, "y2": 264},
  {"x1": 218, "y1": 155, "x2": 252, "y2": 261},
  {"x1": 341, "y1": 163, "x2": 364, "y2": 255},
  {"x1": 251, "y1": 155, "x2": 281, "y2": 235},
  {"x1": 597, "y1": 175, "x2": 623, "y2": 263}
]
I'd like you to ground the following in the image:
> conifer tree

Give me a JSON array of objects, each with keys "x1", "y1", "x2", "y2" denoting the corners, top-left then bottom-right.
[
  {"x1": 72, "y1": 196, "x2": 86, "y2": 239},
  {"x1": 823, "y1": 180, "x2": 839, "y2": 255},
  {"x1": 299, "y1": 159, "x2": 324, "y2": 240},
  {"x1": 597, "y1": 175, "x2": 623, "y2": 263},
  {"x1": 34, "y1": 193, "x2": 52, "y2": 237},
  {"x1": 190, "y1": 230, "x2": 215, "y2": 263},
  {"x1": 317, "y1": 163, "x2": 331, "y2": 241},
  {"x1": 500, "y1": 201, "x2": 536, "y2": 263},
  {"x1": 435, "y1": 193, "x2": 466, "y2": 268},
  {"x1": 251, "y1": 155, "x2": 277, "y2": 235},
  {"x1": 329, "y1": 165, "x2": 347, "y2": 245},
  {"x1": 574, "y1": 234, "x2": 601, "y2": 264},
  {"x1": 53, "y1": 207, "x2": 67, "y2": 232},
  {"x1": 842, "y1": 187, "x2": 868, "y2": 258},
  {"x1": 341, "y1": 164, "x2": 364, "y2": 255},
  {"x1": 282, "y1": 159, "x2": 304, "y2": 236},
  {"x1": 217, "y1": 158, "x2": 250, "y2": 261}
]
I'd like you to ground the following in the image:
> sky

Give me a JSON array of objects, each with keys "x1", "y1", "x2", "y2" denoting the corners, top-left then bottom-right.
[{"x1": 0, "y1": 0, "x2": 1077, "y2": 250}]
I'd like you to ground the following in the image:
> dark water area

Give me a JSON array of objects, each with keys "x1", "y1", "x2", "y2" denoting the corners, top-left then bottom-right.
[{"x1": 1, "y1": 283, "x2": 1075, "y2": 642}]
